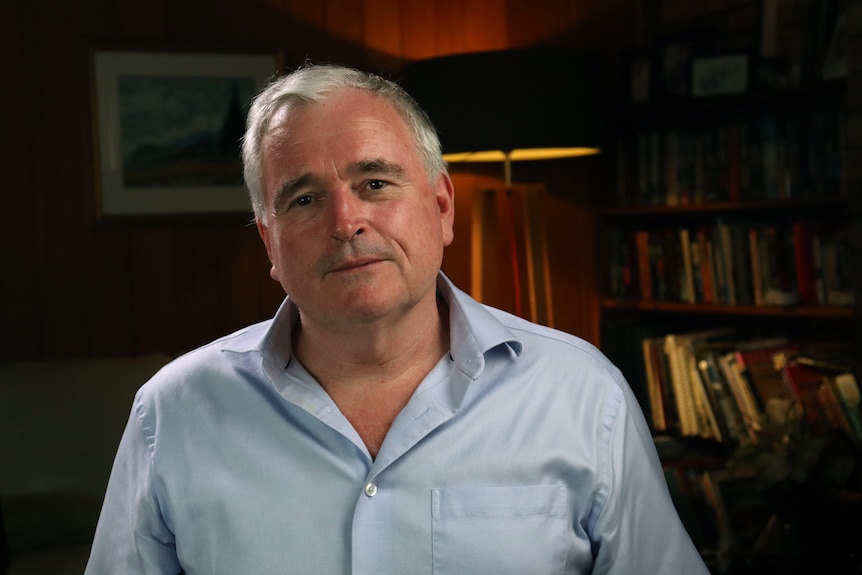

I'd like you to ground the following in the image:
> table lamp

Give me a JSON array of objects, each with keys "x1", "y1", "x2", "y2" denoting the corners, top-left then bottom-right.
[
  {"x1": 402, "y1": 47, "x2": 603, "y2": 186},
  {"x1": 402, "y1": 48, "x2": 604, "y2": 325}
]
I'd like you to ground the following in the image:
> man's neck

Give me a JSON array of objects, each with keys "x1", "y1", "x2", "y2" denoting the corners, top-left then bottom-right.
[
  {"x1": 292, "y1": 294, "x2": 450, "y2": 458},
  {"x1": 295, "y1": 295, "x2": 448, "y2": 381}
]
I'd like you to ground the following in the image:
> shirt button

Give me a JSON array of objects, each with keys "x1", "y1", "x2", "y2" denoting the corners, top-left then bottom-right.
[{"x1": 364, "y1": 482, "x2": 378, "y2": 497}]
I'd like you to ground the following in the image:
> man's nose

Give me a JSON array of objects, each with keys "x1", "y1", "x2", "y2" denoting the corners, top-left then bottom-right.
[{"x1": 328, "y1": 188, "x2": 365, "y2": 241}]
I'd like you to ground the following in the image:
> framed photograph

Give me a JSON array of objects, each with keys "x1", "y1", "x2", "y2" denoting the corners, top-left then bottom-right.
[
  {"x1": 659, "y1": 38, "x2": 699, "y2": 98},
  {"x1": 90, "y1": 47, "x2": 281, "y2": 220},
  {"x1": 629, "y1": 54, "x2": 653, "y2": 103},
  {"x1": 822, "y1": 7, "x2": 848, "y2": 79},
  {"x1": 691, "y1": 53, "x2": 749, "y2": 97}
]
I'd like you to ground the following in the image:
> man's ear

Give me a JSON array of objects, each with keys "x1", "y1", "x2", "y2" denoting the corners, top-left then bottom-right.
[
  {"x1": 256, "y1": 219, "x2": 271, "y2": 258},
  {"x1": 256, "y1": 219, "x2": 279, "y2": 282},
  {"x1": 436, "y1": 173, "x2": 456, "y2": 247}
]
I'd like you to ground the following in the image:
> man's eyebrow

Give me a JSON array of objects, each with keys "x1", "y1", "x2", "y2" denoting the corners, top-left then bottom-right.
[
  {"x1": 348, "y1": 159, "x2": 407, "y2": 180},
  {"x1": 273, "y1": 173, "x2": 316, "y2": 211}
]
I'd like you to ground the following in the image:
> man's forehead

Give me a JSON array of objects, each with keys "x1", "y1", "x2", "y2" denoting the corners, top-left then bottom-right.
[{"x1": 269, "y1": 89, "x2": 407, "y2": 132}]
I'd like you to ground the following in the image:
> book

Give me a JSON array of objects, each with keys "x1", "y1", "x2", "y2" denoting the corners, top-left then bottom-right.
[
  {"x1": 649, "y1": 131, "x2": 663, "y2": 204},
  {"x1": 664, "y1": 329, "x2": 738, "y2": 438},
  {"x1": 817, "y1": 376, "x2": 855, "y2": 437},
  {"x1": 745, "y1": 117, "x2": 765, "y2": 201},
  {"x1": 693, "y1": 131, "x2": 706, "y2": 204},
  {"x1": 643, "y1": 336, "x2": 668, "y2": 431},
  {"x1": 662, "y1": 229, "x2": 684, "y2": 302},
  {"x1": 718, "y1": 352, "x2": 763, "y2": 441},
  {"x1": 601, "y1": 318, "x2": 677, "y2": 430},
  {"x1": 734, "y1": 340, "x2": 799, "y2": 414},
  {"x1": 695, "y1": 345, "x2": 750, "y2": 444},
  {"x1": 729, "y1": 223, "x2": 753, "y2": 306},
  {"x1": 665, "y1": 466, "x2": 701, "y2": 545},
  {"x1": 711, "y1": 225, "x2": 729, "y2": 304},
  {"x1": 716, "y1": 220, "x2": 737, "y2": 305},
  {"x1": 748, "y1": 227, "x2": 765, "y2": 306},
  {"x1": 775, "y1": 224, "x2": 800, "y2": 298},
  {"x1": 697, "y1": 227, "x2": 716, "y2": 304},
  {"x1": 688, "y1": 345, "x2": 722, "y2": 440},
  {"x1": 652, "y1": 232, "x2": 669, "y2": 301},
  {"x1": 793, "y1": 221, "x2": 817, "y2": 305},
  {"x1": 665, "y1": 333, "x2": 701, "y2": 436},
  {"x1": 690, "y1": 232, "x2": 704, "y2": 303},
  {"x1": 779, "y1": 359, "x2": 830, "y2": 435},
  {"x1": 811, "y1": 231, "x2": 825, "y2": 305},
  {"x1": 679, "y1": 228, "x2": 696, "y2": 304},
  {"x1": 823, "y1": 372, "x2": 862, "y2": 440},
  {"x1": 726, "y1": 123, "x2": 741, "y2": 202},
  {"x1": 606, "y1": 228, "x2": 628, "y2": 297},
  {"x1": 635, "y1": 230, "x2": 653, "y2": 301},
  {"x1": 636, "y1": 132, "x2": 649, "y2": 204},
  {"x1": 761, "y1": 116, "x2": 780, "y2": 198},
  {"x1": 664, "y1": 461, "x2": 721, "y2": 551},
  {"x1": 665, "y1": 131, "x2": 680, "y2": 206}
]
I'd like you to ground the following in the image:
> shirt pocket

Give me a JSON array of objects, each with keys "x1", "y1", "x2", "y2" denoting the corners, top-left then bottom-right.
[{"x1": 431, "y1": 484, "x2": 567, "y2": 575}]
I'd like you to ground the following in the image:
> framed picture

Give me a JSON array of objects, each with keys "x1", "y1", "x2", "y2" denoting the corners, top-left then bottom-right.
[
  {"x1": 659, "y1": 38, "x2": 699, "y2": 98},
  {"x1": 822, "y1": 7, "x2": 848, "y2": 79},
  {"x1": 691, "y1": 53, "x2": 749, "y2": 97},
  {"x1": 629, "y1": 53, "x2": 653, "y2": 103},
  {"x1": 90, "y1": 46, "x2": 281, "y2": 220}
]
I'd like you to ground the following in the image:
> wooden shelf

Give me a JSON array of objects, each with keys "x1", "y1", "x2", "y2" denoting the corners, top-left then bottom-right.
[
  {"x1": 594, "y1": 195, "x2": 847, "y2": 218},
  {"x1": 600, "y1": 298, "x2": 856, "y2": 319}
]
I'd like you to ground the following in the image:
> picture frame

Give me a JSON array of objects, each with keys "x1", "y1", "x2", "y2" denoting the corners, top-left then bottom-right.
[
  {"x1": 629, "y1": 53, "x2": 654, "y2": 103},
  {"x1": 691, "y1": 53, "x2": 749, "y2": 97},
  {"x1": 822, "y1": 7, "x2": 848, "y2": 79},
  {"x1": 89, "y1": 46, "x2": 282, "y2": 220},
  {"x1": 658, "y1": 37, "x2": 700, "y2": 99}
]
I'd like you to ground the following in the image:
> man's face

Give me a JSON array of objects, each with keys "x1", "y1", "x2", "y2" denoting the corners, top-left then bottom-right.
[{"x1": 256, "y1": 88, "x2": 455, "y2": 330}]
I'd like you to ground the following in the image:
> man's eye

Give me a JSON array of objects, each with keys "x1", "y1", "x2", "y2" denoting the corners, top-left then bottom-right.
[
  {"x1": 367, "y1": 180, "x2": 387, "y2": 191},
  {"x1": 289, "y1": 195, "x2": 314, "y2": 208}
]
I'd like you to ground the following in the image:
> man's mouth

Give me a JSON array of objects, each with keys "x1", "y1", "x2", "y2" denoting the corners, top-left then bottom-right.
[{"x1": 330, "y1": 257, "x2": 382, "y2": 274}]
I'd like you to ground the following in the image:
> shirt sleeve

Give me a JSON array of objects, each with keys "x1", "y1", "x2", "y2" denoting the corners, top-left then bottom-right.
[
  {"x1": 85, "y1": 393, "x2": 182, "y2": 575},
  {"x1": 590, "y1": 374, "x2": 711, "y2": 575}
]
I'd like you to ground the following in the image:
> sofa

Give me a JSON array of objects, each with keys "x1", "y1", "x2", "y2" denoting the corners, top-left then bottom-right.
[{"x1": 0, "y1": 354, "x2": 171, "y2": 575}]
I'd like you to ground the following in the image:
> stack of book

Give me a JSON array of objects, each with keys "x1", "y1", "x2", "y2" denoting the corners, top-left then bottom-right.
[{"x1": 641, "y1": 331, "x2": 861, "y2": 443}]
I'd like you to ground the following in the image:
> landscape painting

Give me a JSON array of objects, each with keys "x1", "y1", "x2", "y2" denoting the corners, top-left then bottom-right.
[
  {"x1": 91, "y1": 48, "x2": 280, "y2": 219},
  {"x1": 118, "y1": 76, "x2": 255, "y2": 189}
]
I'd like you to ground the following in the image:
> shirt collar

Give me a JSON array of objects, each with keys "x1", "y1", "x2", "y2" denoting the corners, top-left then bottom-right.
[
  {"x1": 437, "y1": 273, "x2": 523, "y2": 378},
  {"x1": 225, "y1": 272, "x2": 523, "y2": 380}
]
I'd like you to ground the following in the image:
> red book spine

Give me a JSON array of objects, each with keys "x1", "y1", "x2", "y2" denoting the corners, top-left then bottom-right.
[{"x1": 793, "y1": 222, "x2": 816, "y2": 305}]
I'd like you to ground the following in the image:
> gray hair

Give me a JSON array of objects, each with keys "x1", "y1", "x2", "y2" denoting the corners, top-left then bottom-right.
[{"x1": 241, "y1": 64, "x2": 448, "y2": 222}]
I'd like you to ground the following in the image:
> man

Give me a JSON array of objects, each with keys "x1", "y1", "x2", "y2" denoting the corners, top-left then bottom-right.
[{"x1": 86, "y1": 64, "x2": 710, "y2": 574}]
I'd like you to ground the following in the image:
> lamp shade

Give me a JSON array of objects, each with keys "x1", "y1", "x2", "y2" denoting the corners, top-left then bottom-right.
[{"x1": 402, "y1": 48, "x2": 605, "y2": 162}]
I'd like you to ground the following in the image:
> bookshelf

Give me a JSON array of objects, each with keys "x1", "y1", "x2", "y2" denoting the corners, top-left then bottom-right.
[
  {"x1": 597, "y1": 1, "x2": 860, "y2": 572},
  {"x1": 598, "y1": 203, "x2": 854, "y2": 313}
]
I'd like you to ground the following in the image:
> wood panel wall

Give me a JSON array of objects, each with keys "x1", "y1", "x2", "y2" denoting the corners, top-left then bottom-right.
[{"x1": 0, "y1": 0, "x2": 637, "y2": 361}]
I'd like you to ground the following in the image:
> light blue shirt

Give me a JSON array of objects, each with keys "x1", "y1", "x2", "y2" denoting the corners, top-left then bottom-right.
[{"x1": 86, "y1": 273, "x2": 709, "y2": 575}]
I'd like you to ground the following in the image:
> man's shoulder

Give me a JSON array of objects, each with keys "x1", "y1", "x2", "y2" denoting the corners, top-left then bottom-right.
[
  {"x1": 484, "y1": 306, "x2": 621, "y2": 377},
  {"x1": 138, "y1": 319, "x2": 274, "y2": 398}
]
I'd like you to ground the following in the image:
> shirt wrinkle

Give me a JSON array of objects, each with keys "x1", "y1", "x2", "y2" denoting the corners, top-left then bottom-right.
[{"x1": 586, "y1": 380, "x2": 622, "y2": 536}]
